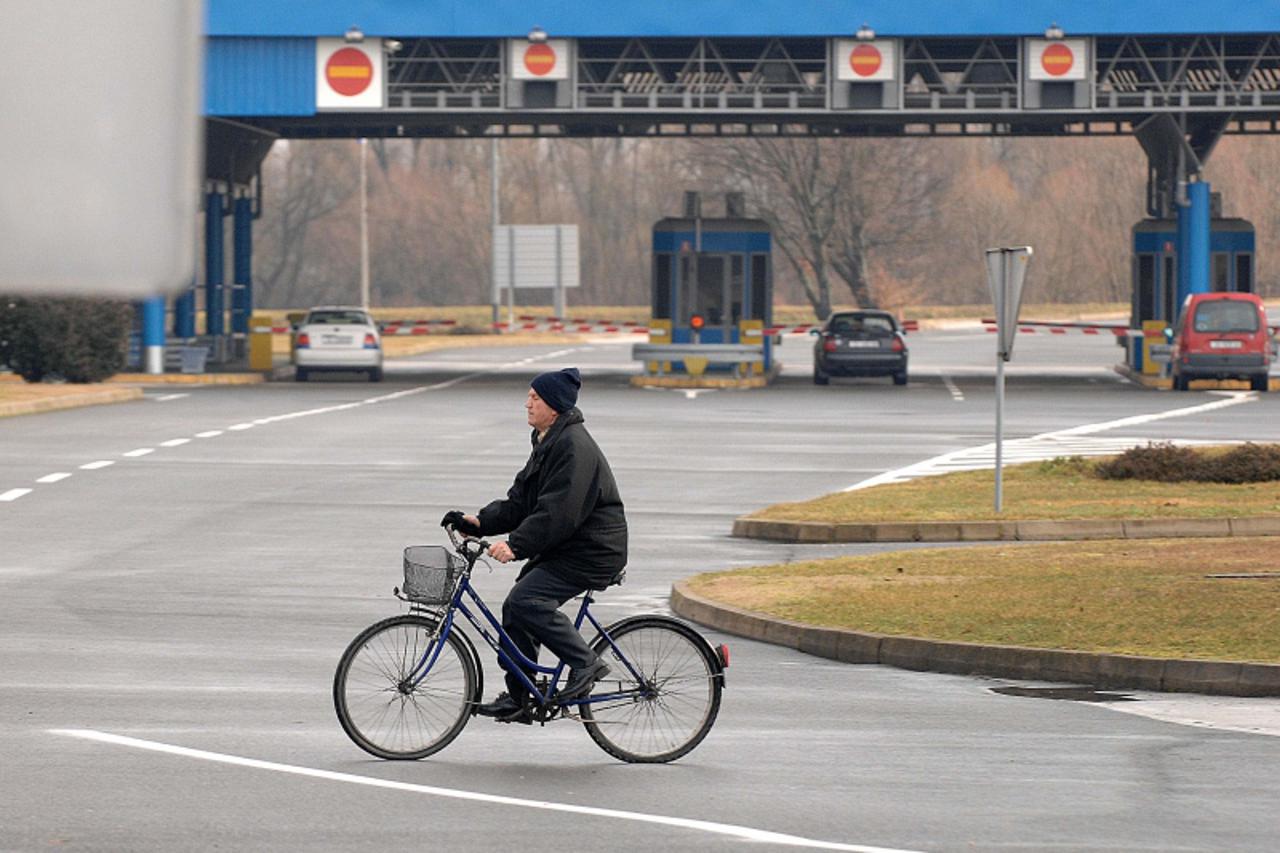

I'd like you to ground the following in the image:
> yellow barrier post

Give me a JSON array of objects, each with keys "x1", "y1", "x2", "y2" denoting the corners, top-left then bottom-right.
[
  {"x1": 1142, "y1": 319, "x2": 1165, "y2": 376},
  {"x1": 249, "y1": 313, "x2": 275, "y2": 372}
]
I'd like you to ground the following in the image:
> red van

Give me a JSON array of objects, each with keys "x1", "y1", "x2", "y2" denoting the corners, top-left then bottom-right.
[{"x1": 1169, "y1": 293, "x2": 1272, "y2": 392}]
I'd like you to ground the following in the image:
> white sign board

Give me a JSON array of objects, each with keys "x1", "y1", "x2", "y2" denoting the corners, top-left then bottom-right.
[
  {"x1": 317, "y1": 39, "x2": 385, "y2": 110},
  {"x1": 1026, "y1": 39, "x2": 1088, "y2": 81},
  {"x1": 493, "y1": 225, "x2": 580, "y2": 290},
  {"x1": 0, "y1": 1, "x2": 202, "y2": 297},
  {"x1": 509, "y1": 39, "x2": 571, "y2": 81},
  {"x1": 985, "y1": 246, "x2": 1033, "y2": 359},
  {"x1": 835, "y1": 39, "x2": 897, "y2": 82}
]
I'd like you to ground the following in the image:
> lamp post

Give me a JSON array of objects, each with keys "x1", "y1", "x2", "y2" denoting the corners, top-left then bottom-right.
[{"x1": 359, "y1": 137, "x2": 370, "y2": 309}]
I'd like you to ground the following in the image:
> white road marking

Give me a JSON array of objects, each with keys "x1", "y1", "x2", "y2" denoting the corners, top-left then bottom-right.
[
  {"x1": 683, "y1": 389, "x2": 715, "y2": 400},
  {"x1": 122, "y1": 448, "x2": 154, "y2": 458},
  {"x1": 79, "y1": 460, "x2": 114, "y2": 470},
  {"x1": 0, "y1": 488, "x2": 33, "y2": 502},
  {"x1": 1102, "y1": 693, "x2": 1280, "y2": 738},
  {"x1": 159, "y1": 438, "x2": 191, "y2": 448},
  {"x1": 195, "y1": 430, "x2": 223, "y2": 438},
  {"x1": 227, "y1": 423, "x2": 255, "y2": 431},
  {"x1": 152, "y1": 393, "x2": 189, "y2": 402},
  {"x1": 847, "y1": 392, "x2": 1257, "y2": 491},
  {"x1": 36, "y1": 472, "x2": 72, "y2": 484},
  {"x1": 49, "y1": 729, "x2": 919, "y2": 853},
  {"x1": 941, "y1": 375, "x2": 964, "y2": 402}
]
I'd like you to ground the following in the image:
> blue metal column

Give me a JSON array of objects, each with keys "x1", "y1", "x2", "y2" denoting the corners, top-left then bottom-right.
[
  {"x1": 1175, "y1": 180, "x2": 1211, "y2": 319},
  {"x1": 141, "y1": 295, "x2": 166, "y2": 375},
  {"x1": 205, "y1": 186, "x2": 226, "y2": 338},
  {"x1": 232, "y1": 190, "x2": 253, "y2": 336},
  {"x1": 174, "y1": 278, "x2": 196, "y2": 339}
]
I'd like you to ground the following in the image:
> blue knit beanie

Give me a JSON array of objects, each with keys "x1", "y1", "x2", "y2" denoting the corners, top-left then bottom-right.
[{"x1": 531, "y1": 367, "x2": 581, "y2": 413}]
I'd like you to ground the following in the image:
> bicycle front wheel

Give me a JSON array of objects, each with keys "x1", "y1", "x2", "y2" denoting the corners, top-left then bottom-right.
[
  {"x1": 333, "y1": 614, "x2": 476, "y2": 760},
  {"x1": 581, "y1": 616, "x2": 723, "y2": 763}
]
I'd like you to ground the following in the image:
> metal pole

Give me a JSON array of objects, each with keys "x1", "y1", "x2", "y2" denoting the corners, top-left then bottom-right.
[
  {"x1": 491, "y1": 138, "x2": 501, "y2": 325},
  {"x1": 994, "y1": 250, "x2": 1008, "y2": 513},
  {"x1": 359, "y1": 138, "x2": 370, "y2": 310},
  {"x1": 507, "y1": 224, "x2": 516, "y2": 328}
]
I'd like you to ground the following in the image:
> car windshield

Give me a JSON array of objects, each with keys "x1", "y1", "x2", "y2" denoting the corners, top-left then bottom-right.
[
  {"x1": 829, "y1": 314, "x2": 894, "y2": 335},
  {"x1": 1192, "y1": 301, "x2": 1259, "y2": 334},
  {"x1": 307, "y1": 310, "x2": 371, "y2": 326}
]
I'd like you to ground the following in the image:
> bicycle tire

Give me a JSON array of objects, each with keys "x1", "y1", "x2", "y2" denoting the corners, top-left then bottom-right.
[
  {"x1": 580, "y1": 616, "x2": 723, "y2": 763},
  {"x1": 333, "y1": 614, "x2": 476, "y2": 760}
]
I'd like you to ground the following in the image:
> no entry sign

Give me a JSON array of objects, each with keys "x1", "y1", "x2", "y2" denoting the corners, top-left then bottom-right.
[
  {"x1": 316, "y1": 38, "x2": 385, "y2": 109},
  {"x1": 509, "y1": 39, "x2": 570, "y2": 80},
  {"x1": 1027, "y1": 38, "x2": 1087, "y2": 81},
  {"x1": 835, "y1": 39, "x2": 896, "y2": 82}
]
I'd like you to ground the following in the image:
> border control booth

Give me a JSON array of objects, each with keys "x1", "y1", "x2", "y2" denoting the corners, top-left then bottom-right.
[
  {"x1": 635, "y1": 192, "x2": 775, "y2": 384},
  {"x1": 1129, "y1": 211, "x2": 1256, "y2": 371}
]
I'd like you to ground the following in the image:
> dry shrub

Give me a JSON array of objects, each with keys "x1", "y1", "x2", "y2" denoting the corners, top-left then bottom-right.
[{"x1": 1094, "y1": 442, "x2": 1280, "y2": 483}]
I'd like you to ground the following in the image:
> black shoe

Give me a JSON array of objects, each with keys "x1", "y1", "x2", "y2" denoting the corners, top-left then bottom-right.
[
  {"x1": 476, "y1": 692, "x2": 522, "y2": 718},
  {"x1": 560, "y1": 660, "x2": 611, "y2": 700}
]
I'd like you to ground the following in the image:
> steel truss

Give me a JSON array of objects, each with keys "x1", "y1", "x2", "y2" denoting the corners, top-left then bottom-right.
[{"x1": 245, "y1": 34, "x2": 1280, "y2": 139}]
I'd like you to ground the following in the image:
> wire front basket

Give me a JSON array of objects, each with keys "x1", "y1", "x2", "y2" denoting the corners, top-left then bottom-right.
[{"x1": 402, "y1": 545, "x2": 465, "y2": 605}]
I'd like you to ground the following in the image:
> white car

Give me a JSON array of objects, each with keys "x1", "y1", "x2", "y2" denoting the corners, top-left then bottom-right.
[{"x1": 293, "y1": 306, "x2": 383, "y2": 382}]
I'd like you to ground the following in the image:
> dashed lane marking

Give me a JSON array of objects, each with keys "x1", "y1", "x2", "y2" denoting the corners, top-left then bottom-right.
[
  {"x1": 79, "y1": 460, "x2": 114, "y2": 470},
  {"x1": 195, "y1": 430, "x2": 223, "y2": 438},
  {"x1": 36, "y1": 473, "x2": 72, "y2": 484},
  {"x1": 49, "y1": 729, "x2": 922, "y2": 853},
  {"x1": 122, "y1": 448, "x2": 155, "y2": 458},
  {"x1": 0, "y1": 488, "x2": 33, "y2": 502},
  {"x1": 159, "y1": 439, "x2": 191, "y2": 448}
]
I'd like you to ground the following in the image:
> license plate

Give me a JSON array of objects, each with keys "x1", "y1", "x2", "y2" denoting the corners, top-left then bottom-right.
[
  {"x1": 321, "y1": 334, "x2": 353, "y2": 345},
  {"x1": 1209, "y1": 340, "x2": 1243, "y2": 349},
  {"x1": 845, "y1": 341, "x2": 880, "y2": 349}
]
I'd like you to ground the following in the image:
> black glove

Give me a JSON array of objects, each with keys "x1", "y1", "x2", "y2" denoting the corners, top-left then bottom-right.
[{"x1": 440, "y1": 510, "x2": 481, "y2": 535}]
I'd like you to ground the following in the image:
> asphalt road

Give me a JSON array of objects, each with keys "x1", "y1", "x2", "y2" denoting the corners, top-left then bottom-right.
[{"x1": 2, "y1": 328, "x2": 1279, "y2": 852}]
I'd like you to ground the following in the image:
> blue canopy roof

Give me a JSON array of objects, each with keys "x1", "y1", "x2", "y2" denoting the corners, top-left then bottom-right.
[{"x1": 207, "y1": 0, "x2": 1279, "y2": 39}]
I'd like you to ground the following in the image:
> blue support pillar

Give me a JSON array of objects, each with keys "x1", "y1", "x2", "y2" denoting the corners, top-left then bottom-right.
[
  {"x1": 205, "y1": 187, "x2": 225, "y2": 338},
  {"x1": 1175, "y1": 180, "x2": 1211, "y2": 321},
  {"x1": 232, "y1": 192, "x2": 253, "y2": 336},
  {"x1": 141, "y1": 295, "x2": 166, "y2": 375},
  {"x1": 174, "y1": 279, "x2": 196, "y2": 339}
]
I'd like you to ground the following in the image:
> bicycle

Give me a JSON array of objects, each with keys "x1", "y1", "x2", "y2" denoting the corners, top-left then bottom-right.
[{"x1": 333, "y1": 524, "x2": 729, "y2": 763}]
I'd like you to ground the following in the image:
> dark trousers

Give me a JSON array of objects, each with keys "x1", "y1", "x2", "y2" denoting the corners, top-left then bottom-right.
[{"x1": 499, "y1": 565, "x2": 597, "y2": 697}]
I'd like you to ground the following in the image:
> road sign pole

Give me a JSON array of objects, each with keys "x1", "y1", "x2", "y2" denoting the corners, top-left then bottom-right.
[{"x1": 985, "y1": 246, "x2": 1032, "y2": 514}]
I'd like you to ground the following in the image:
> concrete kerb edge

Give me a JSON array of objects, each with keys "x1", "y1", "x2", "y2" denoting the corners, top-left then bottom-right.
[
  {"x1": 733, "y1": 515, "x2": 1280, "y2": 543},
  {"x1": 670, "y1": 580, "x2": 1280, "y2": 697},
  {"x1": 0, "y1": 387, "x2": 143, "y2": 418}
]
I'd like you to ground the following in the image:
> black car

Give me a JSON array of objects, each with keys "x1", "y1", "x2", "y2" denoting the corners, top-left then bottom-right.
[{"x1": 811, "y1": 310, "x2": 908, "y2": 386}]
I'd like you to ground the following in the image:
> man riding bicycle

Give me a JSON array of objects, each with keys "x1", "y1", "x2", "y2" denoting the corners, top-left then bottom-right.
[{"x1": 443, "y1": 367, "x2": 627, "y2": 724}]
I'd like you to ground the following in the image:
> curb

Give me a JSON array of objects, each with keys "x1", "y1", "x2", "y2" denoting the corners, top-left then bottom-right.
[
  {"x1": 0, "y1": 386, "x2": 143, "y2": 418},
  {"x1": 110, "y1": 372, "x2": 265, "y2": 385},
  {"x1": 670, "y1": 581, "x2": 1280, "y2": 697},
  {"x1": 732, "y1": 515, "x2": 1280, "y2": 543}
]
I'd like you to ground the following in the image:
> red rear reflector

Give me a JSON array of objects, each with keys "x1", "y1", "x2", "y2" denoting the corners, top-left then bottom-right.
[
  {"x1": 717, "y1": 644, "x2": 730, "y2": 668},
  {"x1": 822, "y1": 339, "x2": 837, "y2": 352},
  {"x1": 363, "y1": 333, "x2": 378, "y2": 348},
  {"x1": 891, "y1": 337, "x2": 905, "y2": 352},
  {"x1": 296, "y1": 332, "x2": 310, "y2": 348}
]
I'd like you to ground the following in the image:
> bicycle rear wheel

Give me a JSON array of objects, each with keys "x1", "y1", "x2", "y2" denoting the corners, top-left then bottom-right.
[
  {"x1": 581, "y1": 616, "x2": 723, "y2": 763},
  {"x1": 333, "y1": 614, "x2": 476, "y2": 760}
]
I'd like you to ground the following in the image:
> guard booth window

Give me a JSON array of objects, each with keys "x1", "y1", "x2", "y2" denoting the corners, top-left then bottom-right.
[
  {"x1": 1134, "y1": 254, "x2": 1155, "y2": 323},
  {"x1": 1236, "y1": 253, "x2": 1253, "y2": 293},
  {"x1": 730, "y1": 256, "x2": 744, "y2": 323},
  {"x1": 750, "y1": 254, "x2": 769, "y2": 322},
  {"x1": 1212, "y1": 253, "x2": 1230, "y2": 292},
  {"x1": 693, "y1": 255, "x2": 727, "y2": 327},
  {"x1": 653, "y1": 253, "x2": 673, "y2": 319}
]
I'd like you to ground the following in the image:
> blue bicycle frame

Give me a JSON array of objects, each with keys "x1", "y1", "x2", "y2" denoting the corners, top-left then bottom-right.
[{"x1": 407, "y1": 568, "x2": 645, "y2": 710}]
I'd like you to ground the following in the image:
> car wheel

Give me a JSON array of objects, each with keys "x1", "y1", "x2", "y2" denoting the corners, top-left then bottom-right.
[
  {"x1": 1172, "y1": 372, "x2": 1187, "y2": 391},
  {"x1": 893, "y1": 370, "x2": 908, "y2": 386},
  {"x1": 368, "y1": 367, "x2": 383, "y2": 382},
  {"x1": 1251, "y1": 375, "x2": 1269, "y2": 392},
  {"x1": 813, "y1": 366, "x2": 830, "y2": 386},
  {"x1": 295, "y1": 367, "x2": 309, "y2": 382}
]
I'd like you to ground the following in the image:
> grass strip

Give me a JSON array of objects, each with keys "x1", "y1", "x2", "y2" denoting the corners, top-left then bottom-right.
[
  {"x1": 687, "y1": 537, "x2": 1280, "y2": 662},
  {"x1": 748, "y1": 456, "x2": 1280, "y2": 522}
]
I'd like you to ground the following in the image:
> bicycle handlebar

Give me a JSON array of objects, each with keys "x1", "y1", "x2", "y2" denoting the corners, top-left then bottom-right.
[{"x1": 444, "y1": 523, "x2": 490, "y2": 561}]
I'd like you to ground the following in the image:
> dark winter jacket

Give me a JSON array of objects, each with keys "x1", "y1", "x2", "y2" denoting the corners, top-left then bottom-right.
[{"x1": 477, "y1": 407, "x2": 628, "y2": 590}]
